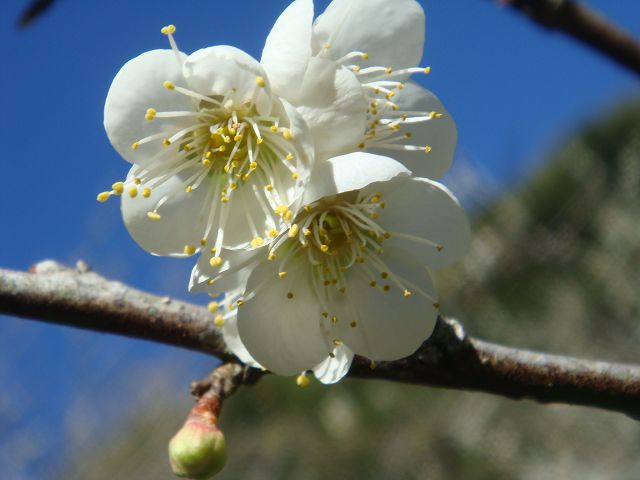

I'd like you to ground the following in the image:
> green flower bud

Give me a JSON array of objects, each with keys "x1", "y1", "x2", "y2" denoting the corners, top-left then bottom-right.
[{"x1": 169, "y1": 418, "x2": 227, "y2": 479}]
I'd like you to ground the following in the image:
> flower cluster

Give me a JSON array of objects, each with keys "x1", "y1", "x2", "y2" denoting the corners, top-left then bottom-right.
[{"x1": 101, "y1": 0, "x2": 470, "y2": 384}]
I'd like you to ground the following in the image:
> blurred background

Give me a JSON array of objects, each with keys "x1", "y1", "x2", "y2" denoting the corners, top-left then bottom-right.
[{"x1": 2, "y1": 0, "x2": 640, "y2": 478}]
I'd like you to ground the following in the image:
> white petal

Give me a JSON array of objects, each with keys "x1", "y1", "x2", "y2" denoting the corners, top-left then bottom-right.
[
  {"x1": 313, "y1": 0, "x2": 425, "y2": 70},
  {"x1": 104, "y1": 49, "x2": 192, "y2": 166},
  {"x1": 121, "y1": 166, "x2": 211, "y2": 257},
  {"x1": 330, "y1": 248, "x2": 438, "y2": 361},
  {"x1": 261, "y1": 0, "x2": 314, "y2": 101},
  {"x1": 183, "y1": 46, "x2": 272, "y2": 116},
  {"x1": 189, "y1": 248, "x2": 262, "y2": 295},
  {"x1": 237, "y1": 259, "x2": 331, "y2": 375},
  {"x1": 312, "y1": 344, "x2": 354, "y2": 384},
  {"x1": 221, "y1": 308, "x2": 264, "y2": 369},
  {"x1": 371, "y1": 81, "x2": 457, "y2": 179},
  {"x1": 371, "y1": 176, "x2": 470, "y2": 269},
  {"x1": 294, "y1": 59, "x2": 367, "y2": 159},
  {"x1": 303, "y1": 152, "x2": 410, "y2": 204}
]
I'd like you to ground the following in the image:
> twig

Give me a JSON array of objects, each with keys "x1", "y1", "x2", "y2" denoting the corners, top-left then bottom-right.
[
  {"x1": 1, "y1": 261, "x2": 639, "y2": 418},
  {"x1": 498, "y1": 0, "x2": 640, "y2": 76}
]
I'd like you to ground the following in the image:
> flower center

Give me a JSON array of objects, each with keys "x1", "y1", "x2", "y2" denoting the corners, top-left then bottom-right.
[{"x1": 270, "y1": 191, "x2": 400, "y2": 293}]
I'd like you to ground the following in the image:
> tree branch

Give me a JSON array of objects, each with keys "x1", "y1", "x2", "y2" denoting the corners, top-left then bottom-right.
[
  {"x1": 498, "y1": 0, "x2": 640, "y2": 76},
  {"x1": 1, "y1": 261, "x2": 639, "y2": 418}
]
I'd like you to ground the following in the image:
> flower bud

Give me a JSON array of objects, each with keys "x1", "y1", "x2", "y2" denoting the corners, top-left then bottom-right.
[{"x1": 169, "y1": 416, "x2": 227, "y2": 479}]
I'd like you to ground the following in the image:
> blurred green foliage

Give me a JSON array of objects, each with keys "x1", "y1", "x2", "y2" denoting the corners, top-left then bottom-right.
[{"x1": 59, "y1": 101, "x2": 640, "y2": 479}]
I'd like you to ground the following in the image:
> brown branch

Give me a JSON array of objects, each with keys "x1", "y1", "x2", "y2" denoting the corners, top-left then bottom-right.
[
  {"x1": 498, "y1": 0, "x2": 640, "y2": 76},
  {"x1": 1, "y1": 261, "x2": 640, "y2": 418}
]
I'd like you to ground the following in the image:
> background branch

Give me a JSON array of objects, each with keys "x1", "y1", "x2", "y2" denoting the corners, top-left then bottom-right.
[
  {"x1": 498, "y1": 0, "x2": 640, "y2": 76},
  {"x1": 1, "y1": 261, "x2": 639, "y2": 418}
]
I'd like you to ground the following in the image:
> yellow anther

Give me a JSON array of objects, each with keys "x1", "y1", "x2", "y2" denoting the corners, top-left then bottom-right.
[
  {"x1": 128, "y1": 186, "x2": 138, "y2": 198},
  {"x1": 436, "y1": 245, "x2": 444, "y2": 252},
  {"x1": 398, "y1": 83, "x2": 405, "y2": 89},
  {"x1": 403, "y1": 289, "x2": 412, "y2": 297},
  {"x1": 404, "y1": 132, "x2": 412, "y2": 138},
  {"x1": 287, "y1": 292, "x2": 294, "y2": 299},
  {"x1": 424, "y1": 145, "x2": 432, "y2": 154},
  {"x1": 236, "y1": 299, "x2": 245, "y2": 307},
  {"x1": 134, "y1": 177, "x2": 141, "y2": 185},
  {"x1": 229, "y1": 182, "x2": 238, "y2": 190},
  {"x1": 371, "y1": 212, "x2": 379, "y2": 220},
  {"x1": 358, "y1": 142, "x2": 365, "y2": 149},
  {"x1": 251, "y1": 237, "x2": 264, "y2": 248},
  {"x1": 370, "y1": 280, "x2": 377, "y2": 287},
  {"x1": 162, "y1": 80, "x2": 175, "y2": 90},
  {"x1": 350, "y1": 320, "x2": 357, "y2": 328},
  {"x1": 274, "y1": 204, "x2": 288, "y2": 215},
  {"x1": 256, "y1": 137, "x2": 264, "y2": 144},
  {"x1": 183, "y1": 143, "x2": 193, "y2": 151},
  {"x1": 249, "y1": 162, "x2": 258, "y2": 170},
  {"x1": 221, "y1": 197, "x2": 229, "y2": 203},
  {"x1": 369, "y1": 360, "x2": 377, "y2": 369},
  {"x1": 145, "y1": 108, "x2": 157, "y2": 121},
  {"x1": 270, "y1": 125, "x2": 278, "y2": 132},
  {"x1": 207, "y1": 301, "x2": 219, "y2": 313},
  {"x1": 331, "y1": 315, "x2": 338, "y2": 324},
  {"x1": 147, "y1": 211, "x2": 161, "y2": 221},
  {"x1": 205, "y1": 151, "x2": 213, "y2": 159},
  {"x1": 385, "y1": 67, "x2": 393, "y2": 74},
  {"x1": 386, "y1": 91, "x2": 395, "y2": 99},
  {"x1": 351, "y1": 65, "x2": 361, "y2": 72},
  {"x1": 268, "y1": 228, "x2": 278, "y2": 238},
  {"x1": 323, "y1": 43, "x2": 331, "y2": 49},
  {"x1": 370, "y1": 195, "x2": 380, "y2": 203},
  {"x1": 333, "y1": 339, "x2": 342, "y2": 346},
  {"x1": 268, "y1": 253, "x2": 276, "y2": 261},
  {"x1": 111, "y1": 182, "x2": 124, "y2": 195},
  {"x1": 96, "y1": 191, "x2": 110, "y2": 203},
  {"x1": 380, "y1": 202, "x2": 385, "y2": 209},
  {"x1": 291, "y1": 172, "x2": 299, "y2": 180},
  {"x1": 288, "y1": 224, "x2": 299, "y2": 238},
  {"x1": 209, "y1": 256, "x2": 223, "y2": 267},
  {"x1": 278, "y1": 271, "x2": 287, "y2": 279},
  {"x1": 207, "y1": 279, "x2": 216, "y2": 285},
  {"x1": 286, "y1": 152, "x2": 294, "y2": 161},
  {"x1": 202, "y1": 159, "x2": 212, "y2": 167},
  {"x1": 161, "y1": 24, "x2": 176, "y2": 35},
  {"x1": 218, "y1": 145, "x2": 226, "y2": 152},
  {"x1": 233, "y1": 134, "x2": 243, "y2": 142},
  {"x1": 296, "y1": 373, "x2": 310, "y2": 388},
  {"x1": 424, "y1": 66, "x2": 431, "y2": 74},
  {"x1": 282, "y1": 129, "x2": 293, "y2": 140},
  {"x1": 383, "y1": 285, "x2": 391, "y2": 292},
  {"x1": 303, "y1": 205, "x2": 311, "y2": 213},
  {"x1": 214, "y1": 315, "x2": 225, "y2": 327},
  {"x1": 210, "y1": 247, "x2": 217, "y2": 253},
  {"x1": 361, "y1": 52, "x2": 369, "y2": 59},
  {"x1": 302, "y1": 228, "x2": 311, "y2": 237},
  {"x1": 142, "y1": 187, "x2": 151, "y2": 198},
  {"x1": 162, "y1": 138, "x2": 171, "y2": 146},
  {"x1": 320, "y1": 244, "x2": 329, "y2": 252},
  {"x1": 185, "y1": 185, "x2": 193, "y2": 193},
  {"x1": 131, "y1": 142, "x2": 140, "y2": 150},
  {"x1": 283, "y1": 210, "x2": 293, "y2": 221},
  {"x1": 255, "y1": 76, "x2": 266, "y2": 88},
  {"x1": 383, "y1": 231, "x2": 391, "y2": 239},
  {"x1": 381, "y1": 271, "x2": 389, "y2": 278}
]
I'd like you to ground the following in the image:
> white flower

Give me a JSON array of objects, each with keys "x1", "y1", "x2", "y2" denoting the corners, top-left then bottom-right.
[
  {"x1": 209, "y1": 291, "x2": 354, "y2": 384},
  {"x1": 101, "y1": 26, "x2": 316, "y2": 256},
  {"x1": 261, "y1": 0, "x2": 457, "y2": 179},
  {"x1": 191, "y1": 152, "x2": 470, "y2": 375}
]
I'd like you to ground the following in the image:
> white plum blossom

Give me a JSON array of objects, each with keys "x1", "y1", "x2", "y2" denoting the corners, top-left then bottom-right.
[
  {"x1": 191, "y1": 153, "x2": 470, "y2": 375},
  {"x1": 261, "y1": 0, "x2": 457, "y2": 179},
  {"x1": 101, "y1": 25, "x2": 318, "y2": 257}
]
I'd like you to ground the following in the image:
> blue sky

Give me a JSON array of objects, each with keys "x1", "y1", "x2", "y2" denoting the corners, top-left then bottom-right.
[{"x1": 1, "y1": 0, "x2": 640, "y2": 477}]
